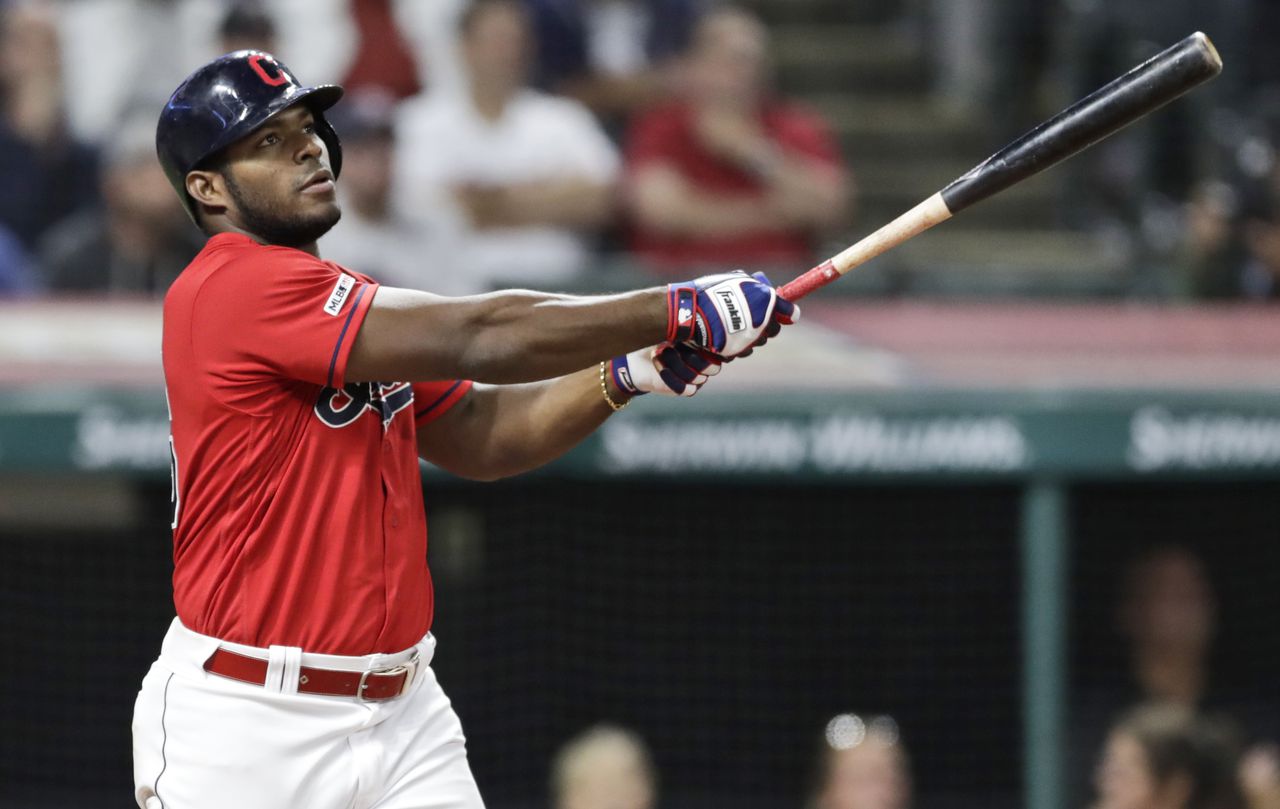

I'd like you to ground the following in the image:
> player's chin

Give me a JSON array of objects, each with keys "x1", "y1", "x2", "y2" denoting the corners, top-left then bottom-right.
[
  {"x1": 285, "y1": 203, "x2": 341, "y2": 245},
  {"x1": 301, "y1": 198, "x2": 342, "y2": 229}
]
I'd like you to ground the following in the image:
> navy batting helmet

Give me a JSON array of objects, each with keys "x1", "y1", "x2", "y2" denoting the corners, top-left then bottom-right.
[{"x1": 156, "y1": 50, "x2": 344, "y2": 223}]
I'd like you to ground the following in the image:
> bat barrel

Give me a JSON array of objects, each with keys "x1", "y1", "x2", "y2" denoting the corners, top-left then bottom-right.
[{"x1": 939, "y1": 32, "x2": 1223, "y2": 214}]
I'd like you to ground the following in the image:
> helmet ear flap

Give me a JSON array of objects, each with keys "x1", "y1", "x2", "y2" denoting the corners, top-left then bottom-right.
[{"x1": 313, "y1": 113, "x2": 343, "y2": 179}]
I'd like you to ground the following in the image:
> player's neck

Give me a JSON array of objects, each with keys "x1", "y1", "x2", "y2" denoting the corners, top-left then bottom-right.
[{"x1": 206, "y1": 221, "x2": 320, "y2": 257}]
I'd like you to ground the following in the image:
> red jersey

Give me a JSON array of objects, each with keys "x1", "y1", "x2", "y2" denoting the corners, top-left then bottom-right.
[
  {"x1": 624, "y1": 100, "x2": 845, "y2": 272},
  {"x1": 162, "y1": 232, "x2": 471, "y2": 655}
]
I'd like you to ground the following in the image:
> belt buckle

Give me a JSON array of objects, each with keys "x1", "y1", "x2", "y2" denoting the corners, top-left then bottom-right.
[{"x1": 358, "y1": 650, "x2": 420, "y2": 701}]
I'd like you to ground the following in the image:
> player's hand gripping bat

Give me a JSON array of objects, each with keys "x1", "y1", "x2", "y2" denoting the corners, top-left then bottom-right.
[{"x1": 778, "y1": 32, "x2": 1223, "y2": 301}]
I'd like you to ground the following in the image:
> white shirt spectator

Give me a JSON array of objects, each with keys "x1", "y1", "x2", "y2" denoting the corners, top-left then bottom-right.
[
  {"x1": 393, "y1": 0, "x2": 470, "y2": 99},
  {"x1": 392, "y1": 89, "x2": 619, "y2": 293},
  {"x1": 57, "y1": 0, "x2": 225, "y2": 142}
]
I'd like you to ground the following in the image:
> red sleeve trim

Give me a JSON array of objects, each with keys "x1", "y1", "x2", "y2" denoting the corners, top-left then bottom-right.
[
  {"x1": 325, "y1": 282, "x2": 379, "y2": 389},
  {"x1": 414, "y1": 380, "x2": 473, "y2": 427}
]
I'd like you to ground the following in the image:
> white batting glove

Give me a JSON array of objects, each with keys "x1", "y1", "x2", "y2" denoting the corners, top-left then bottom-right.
[
  {"x1": 610, "y1": 343, "x2": 722, "y2": 397},
  {"x1": 666, "y1": 270, "x2": 799, "y2": 360}
]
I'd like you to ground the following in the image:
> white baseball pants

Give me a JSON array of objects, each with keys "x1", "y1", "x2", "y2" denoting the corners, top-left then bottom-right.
[{"x1": 132, "y1": 618, "x2": 486, "y2": 809}]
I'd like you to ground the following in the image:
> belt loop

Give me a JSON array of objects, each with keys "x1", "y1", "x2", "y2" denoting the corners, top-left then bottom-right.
[
  {"x1": 265, "y1": 645, "x2": 296, "y2": 693},
  {"x1": 281, "y1": 646, "x2": 303, "y2": 694}
]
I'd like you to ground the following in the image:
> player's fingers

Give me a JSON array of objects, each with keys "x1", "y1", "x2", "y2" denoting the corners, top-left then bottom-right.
[
  {"x1": 773, "y1": 296, "x2": 799, "y2": 325},
  {"x1": 672, "y1": 343, "x2": 722, "y2": 377},
  {"x1": 658, "y1": 366, "x2": 698, "y2": 396},
  {"x1": 656, "y1": 346, "x2": 708, "y2": 385},
  {"x1": 691, "y1": 352, "x2": 722, "y2": 376}
]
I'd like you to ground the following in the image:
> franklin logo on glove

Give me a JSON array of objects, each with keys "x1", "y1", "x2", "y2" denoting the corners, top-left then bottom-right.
[{"x1": 714, "y1": 289, "x2": 746, "y2": 333}]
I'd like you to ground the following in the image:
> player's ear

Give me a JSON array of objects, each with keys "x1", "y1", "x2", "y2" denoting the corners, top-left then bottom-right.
[{"x1": 185, "y1": 170, "x2": 229, "y2": 214}]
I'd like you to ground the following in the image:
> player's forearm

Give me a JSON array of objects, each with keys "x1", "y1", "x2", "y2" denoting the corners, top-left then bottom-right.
[
  {"x1": 347, "y1": 286, "x2": 669, "y2": 385},
  {"x1": 419, "y1": 369, "x2": 624, "y2": 481}
]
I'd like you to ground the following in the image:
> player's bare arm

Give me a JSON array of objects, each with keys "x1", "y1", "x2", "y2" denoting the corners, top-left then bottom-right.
[
  {"x1": 347, "y1": 269, "x2": 796, "y2": 386},
  {"x1": 405, "y1": 276, "x2": 795, "y2": 479},
  {"x1": 345, "y1": 286, "x2": 666, "y2": 385},
  {"x1": 415, "y1": 369, "x2": 623, "y2": 481}
]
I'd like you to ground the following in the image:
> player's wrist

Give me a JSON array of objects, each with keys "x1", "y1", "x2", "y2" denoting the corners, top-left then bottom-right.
[
  {"x1": 665, "y1": 284, "x2": 698, "y2": 344},
  {"x1": 609, "y1": 355, "x2": 644, "y2": 398},
  {"x1": 599, "y1": 361, "x2": 633, "y2": 412}
]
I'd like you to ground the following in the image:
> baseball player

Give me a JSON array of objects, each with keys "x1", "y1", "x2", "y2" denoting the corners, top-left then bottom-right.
[{"x1": 132, "y1": 50, "x2": 796, "y2": 809}]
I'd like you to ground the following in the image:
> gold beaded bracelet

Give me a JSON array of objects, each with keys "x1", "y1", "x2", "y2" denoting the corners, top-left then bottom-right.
[{"x1": 599, "y1": 361, "x2": 629, "y2": 412}]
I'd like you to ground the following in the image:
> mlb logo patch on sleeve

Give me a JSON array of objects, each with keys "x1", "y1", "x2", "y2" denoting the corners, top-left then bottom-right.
[{"x1": 324, "y1": 274, "x2": 357, "y2": 316}]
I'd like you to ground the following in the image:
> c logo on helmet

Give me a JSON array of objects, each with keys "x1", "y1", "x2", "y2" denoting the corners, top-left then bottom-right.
[{"x1": 248, "y1": 54, "x2": 289, "y2": 87}]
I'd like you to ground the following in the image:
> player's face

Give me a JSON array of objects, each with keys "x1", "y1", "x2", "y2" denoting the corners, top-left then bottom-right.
[{"x1": 218, "y1": 104, "x2": 341, "y2": 248}]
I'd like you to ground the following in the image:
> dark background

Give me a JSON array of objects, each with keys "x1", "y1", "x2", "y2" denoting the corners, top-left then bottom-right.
[{"x1": 2, "y1": 478, "x2": 1277, "y2": 808}]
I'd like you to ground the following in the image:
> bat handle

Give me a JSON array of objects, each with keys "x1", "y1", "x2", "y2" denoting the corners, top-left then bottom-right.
[{"x1": 778, "y1": 259, "x2": 839, "y2": 302}]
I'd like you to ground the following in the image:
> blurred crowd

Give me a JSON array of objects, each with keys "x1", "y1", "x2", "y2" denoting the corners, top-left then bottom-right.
[
  {"x1": 545, "y1": 715, "x2": 913, "y2": 809},
  {"x1": 1070, "y1": 546, "x2": 1280, "y2": 809},
  {"x1": 0, "y1": 0, "x2": 849, "y2": 298},
  {"x1": 4, "y1": 0, "x2": 1280, "y2": 301},
  {"x1": 544, "y1": 546, "x2": 1280, "y2": 809},
  {"x1": 1057, "y1": 0, "x2": 1280, "y2": 300}
]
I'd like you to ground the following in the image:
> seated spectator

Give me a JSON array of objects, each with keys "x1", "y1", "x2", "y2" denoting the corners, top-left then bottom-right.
[
  {"x1": 393, "y1": 0, "x2": 620, "y2": 292},
  {"x1": 220, "y1": 0, "x2": 450, "y2": 99},
  {"x1": 58, "y1": 0, "x2": 228, "y2": 143},
  {"x1": 551, "y1": 724, "x2": 657, "y2": 809},
  {"x1": 38, "y1": 113, "x2": 203, "y2": 295},
  {"x1": 1120, "y1": 547, "x2": 1217, "y2": 710},
  {"x1": 810, "y1": 713, "x2": 912, "y2": 809},
  {"x1": 319, "y1": 88, "x2": 456, "y2": 292},
  {"x1": 624, "y1": 5, "x2": 849, "y2": 276},
  {"x1": 0, "y1": 1, "x2": 99, "y2": 251},
  {"x1": 524, "y1": 0, "x2": 704, "y2": 126},
  {"x1": 1071, "y1": 547, "x2": 1280, "y2": 807},
  {"x1": 1180, "y1": 169, "x2": 1280, "y2": 300},
  {"x1": 1092, "y1": 705, "x2": 1245, "y2": 809},
  {"x1": 218, "y1": 2, "x2": 278, "y2": 54},
  {"x1": 404, "y1": 1, "x2": 468, "y2": 91},
  {"x1": 341, "y1": 0, "x2": 422, "y2": 100}
]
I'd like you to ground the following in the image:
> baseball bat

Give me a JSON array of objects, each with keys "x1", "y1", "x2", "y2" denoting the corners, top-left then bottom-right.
[{"x1": 778, "y1": 31, "x2": 1223, "y2": 301}]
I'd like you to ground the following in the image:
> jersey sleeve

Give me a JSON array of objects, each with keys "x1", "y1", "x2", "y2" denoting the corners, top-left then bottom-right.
[
  {"x1": 190, "y1": 248, "x2": 378, "y2": 395},
  {"x1": 413, "y1": 379, "x2": 473, "y2": 427}
]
